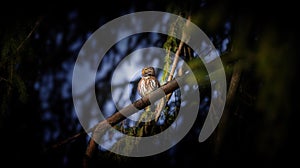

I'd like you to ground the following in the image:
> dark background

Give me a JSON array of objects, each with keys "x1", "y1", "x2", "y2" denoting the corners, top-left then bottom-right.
[{"x1": 1, "y1": 0, "x2": 298, "y2": 167}]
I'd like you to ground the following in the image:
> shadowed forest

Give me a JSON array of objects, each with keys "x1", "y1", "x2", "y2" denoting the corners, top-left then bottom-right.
[{"x1": 0, "y1": 0, "x2": 298, "y2": 167}]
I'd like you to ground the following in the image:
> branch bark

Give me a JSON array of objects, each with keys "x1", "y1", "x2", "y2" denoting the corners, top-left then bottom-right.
[
  {"x1": 48, "y1": 74, "x2": 191, "y2": 166},
  {"x1": 83, "y1": 74, "x2": 190, "y2": 167}
]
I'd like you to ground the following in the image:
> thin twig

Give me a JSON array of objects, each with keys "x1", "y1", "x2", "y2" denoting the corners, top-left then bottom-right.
[
  {"x1": 165, "y1": 16, "x2": 191, "y2": 101},
  {"x1": 16, "y1": 16, "x2": 43, "y2": 53},
  {"x1": 0, "y1": 77, "x2": 11, "y2": 84},
  {"x1": 154, "y1": 16, "x2": 192, "y2": 122}
]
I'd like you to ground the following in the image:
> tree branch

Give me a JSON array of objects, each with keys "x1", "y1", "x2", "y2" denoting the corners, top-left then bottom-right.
[
  {"x1": 0, "y1": 77, "x2": 12, "y2": 85},
  {"x1": 167, "y1": 16, "x2": 191, "y2": 83},
  {"x1": 83, "y1": 74, "x2": 190, "y2": 167},
  {"x1": 154, "y1": 16, "x2": 192, "y2": 121},
  {"x1": 213, "y1": 61, "x2": 242, "y2": 154},
  {"x1": 16, "y1": 16, "x2": 43, "y2": 53},
  {"x1": 48, "y1": 74, "x2": 189, "y2": 155}
]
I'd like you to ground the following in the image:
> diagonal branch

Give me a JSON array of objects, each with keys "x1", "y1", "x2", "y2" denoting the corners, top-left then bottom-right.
[
  {"x1": 167, "y1": 16, "x2": 191, "y2": 84},
  {"x1": 213, "y1": 61, "x2": 242, "y2": 154},
  {"x1": 48, "y1": 74, "x2": 190, "y2": 150},
  {"x1": 83, "y1": 74, "x2": 191, "y2": 167},
  {"x1": 154, "y1": 16, "x2": 192, "y2": 121},
  {"x1": 16, "y1": 16, "x2": 44, "y2": 53}
]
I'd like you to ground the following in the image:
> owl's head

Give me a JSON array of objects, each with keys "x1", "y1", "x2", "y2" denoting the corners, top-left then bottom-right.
[{"x1": 141, "y1": 67, "x2": 155, "y2": 77}]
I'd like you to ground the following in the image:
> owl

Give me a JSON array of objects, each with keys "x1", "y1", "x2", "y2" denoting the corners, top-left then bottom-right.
[
  {"x1": 137, "y1": 67, "x2": 160, "y2": 97},
  {"x1": 137, "y1": 67, "x2": 165, "y2": 125}
]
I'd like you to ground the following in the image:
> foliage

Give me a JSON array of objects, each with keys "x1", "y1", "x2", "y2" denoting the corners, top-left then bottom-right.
[{"x1": 0, "y1": 21, "x2": 32, "y2": 118}]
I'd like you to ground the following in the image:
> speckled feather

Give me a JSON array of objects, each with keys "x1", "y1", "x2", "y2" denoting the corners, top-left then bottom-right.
[{"x1": 137, "y1": 67, "x2": 160, "y2": 97}]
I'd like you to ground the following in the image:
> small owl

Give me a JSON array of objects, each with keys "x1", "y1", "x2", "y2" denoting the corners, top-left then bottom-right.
[
  {"x1": 137, "y1": 67, "x2": 160, "y2": 97},
  {"x1": 137, "y1": 67, "x2": 165, "y2": 126}
]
